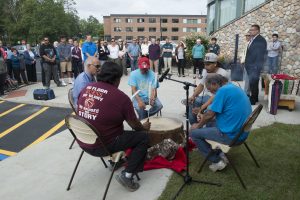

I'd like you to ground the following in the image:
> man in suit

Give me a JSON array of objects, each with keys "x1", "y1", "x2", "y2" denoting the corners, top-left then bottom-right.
[{"x1": 245, "y1": 24, "x2": 267, "y2": 105}]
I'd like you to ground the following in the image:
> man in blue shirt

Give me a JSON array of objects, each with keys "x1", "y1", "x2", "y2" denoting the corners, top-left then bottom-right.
[
  {"x1": 128, "y1": 57, "x2": 163, "y2": 119},
  {"x1": 81, "y1": 34, "x2": 97, "y2": 62},
  {"x1": 191, "y1": 73, "x2": 252, "y2": 172},
  {"x1": 162, "y1": 38, "x2": 173, "y2": 70},
  {"x1": 73, "y1": 57, "x2": 100, "y2": 108},
  {"x1": 127, "y1": 38, "x2": 141, "y2": 71}
]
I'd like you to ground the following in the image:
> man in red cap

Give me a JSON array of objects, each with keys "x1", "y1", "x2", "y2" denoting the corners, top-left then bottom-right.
[{"x1": 128, "y1": 57, "x2": 163, "y2": 119}]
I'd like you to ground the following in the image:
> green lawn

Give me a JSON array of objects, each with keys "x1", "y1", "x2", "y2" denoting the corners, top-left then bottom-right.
[{"x1": 158, "y1": 123, "x2": 300, "y2": 200}]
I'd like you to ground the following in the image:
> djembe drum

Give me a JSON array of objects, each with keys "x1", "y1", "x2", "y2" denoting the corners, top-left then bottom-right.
[{"x1": 141, "y1": 117, "x2": 184, "y2": 146}]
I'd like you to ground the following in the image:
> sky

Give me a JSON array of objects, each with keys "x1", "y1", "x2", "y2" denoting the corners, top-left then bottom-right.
[{"x1": 74, "y1": 0, "x2": 207, "y2": 22}]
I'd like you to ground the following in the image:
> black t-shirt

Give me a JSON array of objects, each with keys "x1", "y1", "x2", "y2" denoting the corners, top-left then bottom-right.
[{"x1": 40, "y1": 44, "x2": 56, "y2": 63}]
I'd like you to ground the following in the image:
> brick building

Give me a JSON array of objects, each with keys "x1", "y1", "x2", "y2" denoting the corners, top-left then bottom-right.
[{"x1": 103, "y1": 14, "x2": 207, "y2": 42}]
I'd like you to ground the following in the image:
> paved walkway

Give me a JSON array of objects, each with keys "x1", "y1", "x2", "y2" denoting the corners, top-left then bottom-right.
[{"x1": 0, "y1": 74, "x2": 299, "y2": 200}]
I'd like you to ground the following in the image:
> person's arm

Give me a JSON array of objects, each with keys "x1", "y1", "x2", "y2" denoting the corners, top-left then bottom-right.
[
  {"x1": 191, "y1": 110, "x2": 216, "y2": 130},
  {"x1": 200, "y1": 96, "x2": 214, "y2": 113},
  {"x1": 93, "y1": 44, "x2": 97, "y2": 57},
  {"x1": 189, "y1": 84, "x2": 204, "y2": 103},
  {"x1": 271, "y1": 41, "x2": 281, "y2": 51},
  {"x1": 127, "y1": 118, "x2": 150, "y2": 131},
  {"x1": 132, "y1": 86, "x2": 146, "y2": 109}
]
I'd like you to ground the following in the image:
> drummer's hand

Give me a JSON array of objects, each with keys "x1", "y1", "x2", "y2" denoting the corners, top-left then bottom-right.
[
  {"x1": 188, "y1": 96, "x2": 195, "y2": 104},
  {"x1": 150, "y1": 98, "x2": 155, "y2": 106},
  {"x1": 190, "y1": 123, "x2": 201, "y2": 131},
  {"x1": 197, "y1": 113, "x2": 203, "y2": 122},
  {"x1": 142, "y1": 119, "x2": 151, "y2": 131},
  {"x1": 138, "y1": 101, "x2": 146, "y2": 110},
  {"x1": 192, "y1": 107, "x2": 200, "y2": 115}
]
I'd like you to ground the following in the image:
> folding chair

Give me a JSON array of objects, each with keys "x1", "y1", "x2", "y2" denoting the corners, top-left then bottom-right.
[
  {"x1": 197, "y1": 104, "x2": 263, "y2": 189},
  {"x1": 68, "y1": 88, "x2": 77, "y2": 150},
  {"x1": 65, "y1": 114, "x2": 124, "y2": 200}
]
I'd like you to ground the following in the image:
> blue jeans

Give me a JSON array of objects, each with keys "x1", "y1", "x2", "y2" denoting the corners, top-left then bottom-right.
[
  {"x1": 130, "y1": 56, "x2": 138, "y2": 71},
  {"x1": 191, "y1": 125, "x2": 232, "y2": 163},
  {"x1": 133, "y1": 98, "x2": 163, "y2": 120},
  {"x1": 243, "y1": 67, "x2": 250, "y2": 96},
  {"x1": 188, "y1": 95, "x2": 210, "y2": 125},
  {"x1": 268, "y1": 56, "x2": 279, "y2": 74}
]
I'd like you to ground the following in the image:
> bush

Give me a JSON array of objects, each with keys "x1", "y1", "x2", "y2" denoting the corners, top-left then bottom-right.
[{"x1": 183, "y1": 33, "x2": 210, "y2": 67}]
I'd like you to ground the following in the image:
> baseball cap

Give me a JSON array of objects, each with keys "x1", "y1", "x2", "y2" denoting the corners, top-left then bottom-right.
[
  {"x1": 204, "y1": 53, "x2": 218, "y2": 63},
  {"x1": 138, "y1": 57, "x2": 150, "y2": 69}
]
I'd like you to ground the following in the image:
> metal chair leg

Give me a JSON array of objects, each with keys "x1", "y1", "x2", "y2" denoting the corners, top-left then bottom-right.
[
  {"x1": 67, "y1": 150, "x2": 84, "y2": 191},
  {"x1": 69, "y1": 139, "x2": 76, "y2": 150},
  {"x1": 135, "y1": 173, "x2": 141, "y2": 181},
  {"x1": 197, "y1": 150, "x2": 214, "y2": 173},
  {"x1": 226, "y1": 154, "x2": 247, "y2": 190},
  {"x1": 100, "y1": 157, "x2": 108, "y2": 168},
  {"x1": 244, "y1": 142, "x2": 260, "y2": 168},
  {"x1": 103, "y1": 161, "x2": 117, "y2": 200}
]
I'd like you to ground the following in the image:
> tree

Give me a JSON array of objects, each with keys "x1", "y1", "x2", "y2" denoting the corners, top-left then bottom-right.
[{"x1": 79, "y1": 16, "x2": 104, "y2": 39}]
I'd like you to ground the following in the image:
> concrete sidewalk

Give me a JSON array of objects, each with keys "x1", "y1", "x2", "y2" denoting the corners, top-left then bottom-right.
[{"x1": 0, "y1": 74, "x2": 300, "y2": 200}]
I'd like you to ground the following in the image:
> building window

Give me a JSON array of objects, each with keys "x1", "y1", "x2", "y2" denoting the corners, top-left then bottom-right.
[
  {"x1": 113, "y1": 27, "x2": 122, "y2": 32},
  {"x1": 171, "y1": 36, "x2": 178, "y2": 41},
  {"x1": 126, "y1": 18, "x2": 133, "y2": 23},
  {"x1": 183, "y1": 27, "x2": 197, "y2": 32},
  {"x1": 161, "y1": 27, "x2": 168, "y2": 32},
  {"x1": 172, "y1": 18, "x2": 179, "y2": 23},
  {"x1": 161, "y1": 18, "x2": 168, "y2": 23},
  {"x1": 113, "y1": 18, "x2": 121, "y2": 23},
  {"x1": 172, "y1": 27, "x2": 179, "y2": 32},
  {"x1": 244, "y1": 0, "x2": 266, "y2": 12},
  {"x1": 184, "y1": 19, "x2": 198, "y2": 24},
  {"x1": 149, "y1": 18, "x2": 156, "y2": 23},
  {"x1": 137, "y1": 18, "x2": 145, "y2": 23},
  {"x1": 125, "y1": 27, "x2": 133, "y2": 32},
  {"x1": 137, "y1": 27, "x2": 145, "y2": 32},
  {"x1": 126, "y1": 36, "x2": 133, "y2": 41},
  {"x1": 149, "y1": 27, "x2": 157, "y2": 32},
  {"x1": 161, "y1": 36, "x2": 168, "y2": 41},
  {"x1": 220, "y1": 0, "x2": 237, "y2": 26},
  {"x1": 208, "y1": 3, "x2": 215, "y2": 34}
]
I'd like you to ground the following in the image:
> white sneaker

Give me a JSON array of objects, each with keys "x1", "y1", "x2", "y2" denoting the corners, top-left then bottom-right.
[
  {"x1": 219, "y1": 152, "x2": 229, "y2": 164},
  {"x1": 61, "y1": 81, "x2": 67, "y2": 86},
  {"x1": 68, "y1": 78, "x2": 73, "y2": 84},
  {"x1": 209, "y1": 160, "x2": 227, "y2": 172}
]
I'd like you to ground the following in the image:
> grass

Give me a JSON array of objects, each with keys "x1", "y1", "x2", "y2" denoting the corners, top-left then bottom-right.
[{"x1": 158, "y1": 123, "x2": 300, "y2": 200}]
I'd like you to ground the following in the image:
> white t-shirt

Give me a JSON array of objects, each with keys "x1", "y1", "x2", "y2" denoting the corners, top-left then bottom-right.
[
  {"x1": 199, "y1": 67, "x2": 229, "y2": 96},
  {"x1": 141, "y1": 43, "x2": 149, "y2": 55},
  {"x1": 108, "y1": 45, "x2": 119, "y2": 59}
]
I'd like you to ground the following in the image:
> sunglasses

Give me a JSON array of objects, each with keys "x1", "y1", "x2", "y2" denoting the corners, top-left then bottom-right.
[{"x1": 90, "y1": 64, "x2": 100, "y2": 68}]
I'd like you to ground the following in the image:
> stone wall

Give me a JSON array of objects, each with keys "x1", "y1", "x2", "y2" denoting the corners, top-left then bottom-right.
[{"x1": 212, "y1": 0, "x2": 300, "y2": 76}]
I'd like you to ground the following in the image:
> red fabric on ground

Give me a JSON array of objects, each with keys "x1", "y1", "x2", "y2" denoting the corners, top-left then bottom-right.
[{"x1": 125, "y1": 138, "x2": 197, "y2": 173}]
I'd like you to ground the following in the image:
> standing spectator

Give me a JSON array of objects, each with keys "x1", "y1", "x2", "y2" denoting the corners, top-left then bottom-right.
[
  {"x1": 71, "y1": 40, "x2": 83, "y2": 78},
  {"x1": 245, "y1": 24, "x2": 267, "y2": 105},
  {"x1": 98, "y1": 39, "x2": 110, "y2": 66},
  {"x1": 118, "y1": 39, "x2": 127, "y2": 75},
  {"x1": 0, "y1": 40, "x2": 7, "y2": 60},
  {"x1": 148, "y1": 38, "x2": 160, "y2": 73},
  {"x1": 107, "y1": 38, "x2": 119, "y2": 63},
  {"x1": 161, "y1": 38, "x2": 173, "y2": 70},
  {"x1": 68, "y1": 38, "x2": 74, "y2": 46},
  {"x1": 5, "y1": 46, "x2": 13, "y2": 79},
  {"x1": 40, "y1": 37, "x2": 62, "y2": 89},
  {"x1": 175, "y1": 41, "x2": 186, "y2": 77},
  {"x1": 127, "y1": 38, "x2": 141, "y2": 71},
  {"x1": 141, "y1": 37, "x2": 149, "y2": 57},
  {"x1": 240, "y1": 30, "x2": 251, "y2": 96},
  {"x1": 23, "y1": 44, "x2": 37, "y2": 82},
  {"x1": 156, "y1": 38, "x2": 163, "y2": 75},
  {"x1": 208, "y1": 37, "x2": 220, "y2": 55},
  {"x1": 267, "y1": 33, "x2": 281, "y2": 74},
  {"x1": 82, "y1": 34, "x2": 97, "y2": 62},
  {"x1": 57, "y1": 36, "x2": 73, "y2": 85},
  {"x1": 0, "y1": 41, "x2": 7, "y2": 95},
  {"x1": 192, "y1": 39, "x2": 205, "y2": 79},
  {"x1": 10, "y1": 48, "x2": 28, "y2": 85}
]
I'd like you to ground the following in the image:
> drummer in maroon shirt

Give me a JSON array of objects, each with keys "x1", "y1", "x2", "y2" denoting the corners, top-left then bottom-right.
[{"x1": 77, "y1": 61, "x2": 151, "y2": 192}]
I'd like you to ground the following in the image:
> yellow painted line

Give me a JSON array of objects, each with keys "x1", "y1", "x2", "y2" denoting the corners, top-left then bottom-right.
[
  {"x1": 0, "y1": 107, "x2": 49, "y2": 139},
  {"x1": 0, "y1": 101, "x2": 4, "y2": 104},
  {"x1": 0, "y1": 149, "x2": 16, "y2": 156},
  {"x1": 25, "y1": 119, "x2": 65, "y2": 149},
  {"x1": 0, "y1": 104, "x2": 26, "y2": 118}
]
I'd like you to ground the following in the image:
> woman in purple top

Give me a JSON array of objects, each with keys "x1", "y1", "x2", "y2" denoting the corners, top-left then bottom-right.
[
  {"x1": 71, "y1": 40, "x2": 83, "y2": 78},
  {"x1": 148, "y1": 38, "x2": 161, "y2": 73}
]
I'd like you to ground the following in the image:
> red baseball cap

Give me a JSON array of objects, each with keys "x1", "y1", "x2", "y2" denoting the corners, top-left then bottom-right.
[{"x1": 138, "y1": 57, "x2": 150, "y2": 69}]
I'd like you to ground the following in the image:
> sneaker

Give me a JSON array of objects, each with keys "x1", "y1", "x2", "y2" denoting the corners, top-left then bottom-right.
[
  {"x1": 115, "y1": 171, "x2": 140, "y2": 192},
  {"x1": 193, "y1": 76, "x2": 196, "y2": 79},
  {"x1": 219, "y1": 152, "x2": 229, "y2": 164},
  {"x1": 61, "y1": 81, "x2": 67, "y2": 86},
  {"x1": 182, "y1": 75, "x2": 185, "y2": 77},
  {"x1": 209, "y1": 160, "x2": 227, "y2": 172}
]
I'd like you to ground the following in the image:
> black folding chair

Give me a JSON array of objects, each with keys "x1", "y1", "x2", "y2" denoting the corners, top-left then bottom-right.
[
  {"x1": 197, "y1": 104, "x2": 263, "y2": 189},
  {"x1": 68, "y1": 88, "x2": 76, "y2": 149},
  {"x1": 65, "y1": 114, "x2": 125, "y2": 200}
]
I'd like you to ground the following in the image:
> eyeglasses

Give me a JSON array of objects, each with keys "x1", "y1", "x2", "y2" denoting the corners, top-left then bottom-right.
[
  {"x1": 90, "y1": 64, "x2": 100, "y2": 68},
  {"x1": 204, "y1": 62, "x2": 216, "y2": 65}
]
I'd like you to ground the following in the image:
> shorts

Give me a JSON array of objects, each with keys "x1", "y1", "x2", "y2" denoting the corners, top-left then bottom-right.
[{"x1": 60, "y1": 61, "x2": 72, "y2": 72}]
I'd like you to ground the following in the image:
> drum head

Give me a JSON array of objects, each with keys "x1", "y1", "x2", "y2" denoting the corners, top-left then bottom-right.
[{"x1": 141, "y1": 117, "x2": 183, "y2": 131}]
